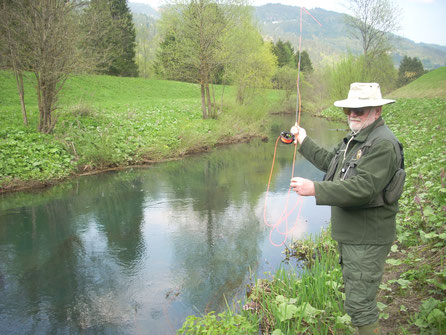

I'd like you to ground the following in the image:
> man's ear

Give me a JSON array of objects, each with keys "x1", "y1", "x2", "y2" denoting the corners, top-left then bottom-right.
[{"x1": 374, "y1": 106, "x2": 382, "y2": 119}]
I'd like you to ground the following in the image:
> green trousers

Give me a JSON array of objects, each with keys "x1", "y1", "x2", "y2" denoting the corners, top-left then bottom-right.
[{"x1": 338, "y1": 243, "x2": 392, "y2": 327}]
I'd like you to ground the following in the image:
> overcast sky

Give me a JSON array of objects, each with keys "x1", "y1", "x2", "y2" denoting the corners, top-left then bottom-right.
[{"x1": 130, "y1": 0, "x2": 446, "y2": 46}]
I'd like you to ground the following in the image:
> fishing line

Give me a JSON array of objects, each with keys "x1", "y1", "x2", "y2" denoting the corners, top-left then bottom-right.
[{"x1": 264, "y1": 7, "x2": 321, "y2": 247}]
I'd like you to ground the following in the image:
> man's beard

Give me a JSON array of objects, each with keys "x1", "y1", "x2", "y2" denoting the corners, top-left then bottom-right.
[{"x1": 348, "y1": 118, "x2": 363, "y2": 132}]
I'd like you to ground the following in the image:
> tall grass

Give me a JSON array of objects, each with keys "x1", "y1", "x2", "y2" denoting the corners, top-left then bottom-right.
[{"x1": 242, "y1": 230, "x2": 353, "y2": 335}]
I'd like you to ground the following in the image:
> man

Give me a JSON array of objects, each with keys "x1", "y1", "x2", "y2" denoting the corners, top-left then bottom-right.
[{"x1": 290, "y1": 83, "x2": 404, "y2": 335}]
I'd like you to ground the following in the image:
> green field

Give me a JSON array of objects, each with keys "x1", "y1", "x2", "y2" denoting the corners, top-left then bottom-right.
[
  {"x1": 0, "y1": 71, "x2": 283, "y2": 191},
  {"x1": 390, "y1": 66, "x2": 446, "y2": 99}
]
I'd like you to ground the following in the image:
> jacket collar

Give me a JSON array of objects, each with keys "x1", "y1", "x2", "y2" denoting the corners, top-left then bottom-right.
[{"x1": 343, "y1": 117, "x2": 385, "y2": 144}]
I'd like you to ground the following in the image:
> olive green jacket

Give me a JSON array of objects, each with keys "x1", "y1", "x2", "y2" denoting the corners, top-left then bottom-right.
[{"x1": 298, "y1": 117, "x2": 399, "y2": 244}]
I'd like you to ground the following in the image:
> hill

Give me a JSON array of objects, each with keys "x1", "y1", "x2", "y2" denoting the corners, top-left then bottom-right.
[
  {"x1": 128, "y1": 2, "x2": 160, "y2": 18},
  {"x1": 390, "y1": 67, "x2": 446, "y2": 99},
  {"x1": 254, "y1": 4, "x2": 446, "y2": 70},
  {"x1": 128, "y1": 2, "x2": 446, "y2": 70}
]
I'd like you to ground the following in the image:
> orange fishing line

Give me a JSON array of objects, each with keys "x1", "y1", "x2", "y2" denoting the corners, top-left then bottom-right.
[{"x1": 264, "y1": 7, "x2": 321, "y2": 247}]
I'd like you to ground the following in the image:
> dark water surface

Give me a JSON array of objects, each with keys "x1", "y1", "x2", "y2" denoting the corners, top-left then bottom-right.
[{"x1": 0, "y1": 114, "x2": 345, "y2": 334}]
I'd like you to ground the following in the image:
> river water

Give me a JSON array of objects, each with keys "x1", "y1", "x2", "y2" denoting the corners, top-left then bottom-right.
[{"x1": 0, "y1": 114, "x2": 345, "y2": 334}]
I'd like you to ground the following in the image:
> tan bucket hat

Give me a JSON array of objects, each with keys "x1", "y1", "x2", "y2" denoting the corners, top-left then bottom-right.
[{"x1": 334, "y1": 82, "x2": 395, "y2": 108}]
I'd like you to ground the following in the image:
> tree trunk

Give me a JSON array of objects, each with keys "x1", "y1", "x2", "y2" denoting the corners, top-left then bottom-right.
[
  {"x1": 205, "y1": 82, "x2": 212, "y2": 119},
  {"x1": 211, "y1": 83, "x2": 217, "y2": 117},
  {"x1": 200, "y1": 81, "x2": 207, "y2": 119},
  {"x1": 36, "y1": 73, "x2": 44, "y2": 132},
  {"x1": 13, "y1": 68, "x2": 28, "y2": 127},
  {"x1": 220, "y1": 84, "x2": 225, "y2": 115}
]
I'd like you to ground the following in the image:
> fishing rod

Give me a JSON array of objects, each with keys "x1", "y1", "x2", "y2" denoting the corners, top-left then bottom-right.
[{"x1": 264, "y1": 7, "x2": 322, "y2": 247}]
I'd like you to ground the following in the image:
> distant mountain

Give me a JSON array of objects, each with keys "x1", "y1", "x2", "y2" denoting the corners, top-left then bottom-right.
[
  {"x1": 129, "y1": 2, "x2": 446, "y2": 70},
  {"x1": 254, "y1": 4, "x2": 446, "y2": 69},
  {"x1": 129, "y1": 2, "x2": 160, "y2": 18}
]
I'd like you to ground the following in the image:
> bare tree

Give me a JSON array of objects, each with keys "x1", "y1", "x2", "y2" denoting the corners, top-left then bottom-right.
[
  {"x1": 0, "y1": 0, "x2": 29, "y2": 126},
  {"x1": 345, "y1": 0, "x2": 401, "y2": 58},
  {"x1": 0, "y1": 0, "x2": 117, "y2": 133}
]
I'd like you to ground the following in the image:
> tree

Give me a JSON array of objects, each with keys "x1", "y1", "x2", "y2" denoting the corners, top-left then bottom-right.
[
  {"x1": 272, "y1": 66, "x2": 298, "y2": 100},
  {"x1": 221, "y1": 6, "x2": 276, "y2": 105},
  {"x1": 296, "y1": 50, "x2": 313, "y2": 73},
  {"x1": 328, "y1": 53, "x2": 396, "y2": 102},
  {"x1": 0, "y1": 0, "x2": 29, "y2": 126},
  {"x1": 0, "y1": 0, "x2": 120, "y2": 133},
  {"x1": 397, "y1": 56, "x2": 425, "y2": 87},
  {"x1": 134, "y1": 13, "x2": 159, "y2": 78},
  {"x1": 106, "y1": 0, "x2": 138, "y2": 76},
  {"x1": 85, "y1": 0, "x2": 138, "y2": 77},
  {"x1": 345, "y1": 0, "x2": 401, "y2": 59},
  {"x1": 0, "y1": 0, "x2": 86, "y2": 133},
  {"x1": 156, "y1": 0, "x2": 250, "y2": 119},
  {"x1": 272, "y1": 40, "x2": 295, "y2": 68}
]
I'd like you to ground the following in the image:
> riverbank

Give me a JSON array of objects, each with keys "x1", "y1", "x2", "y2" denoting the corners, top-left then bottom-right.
[
  {"x1": 0, "y1": 71, "x2": 281, "y2": 194},
  {"x1": 178, "y1": 95, "x2": 446, "y2": 334}
]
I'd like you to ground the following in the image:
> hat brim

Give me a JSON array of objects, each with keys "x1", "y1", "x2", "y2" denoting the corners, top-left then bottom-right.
[{"x1": 334, "y1": 98, "x2": 395, "y2": 108}]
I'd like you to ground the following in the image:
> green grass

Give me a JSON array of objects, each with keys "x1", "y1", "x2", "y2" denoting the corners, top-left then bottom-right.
[
  {"x1": 0, "y1": 70, "x2": 283, "y2": 190},
  {"x1": 390, "y1": 66, "x2": 446, "y2": 99}
]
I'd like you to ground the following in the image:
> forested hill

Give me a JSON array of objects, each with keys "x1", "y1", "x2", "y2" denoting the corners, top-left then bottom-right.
[
  {"x1": 129, "y1": 2, "x2": 446, "y2": 70},
  {"x1": 254, "y1": 4, "x2": 446, "y2": 70}
]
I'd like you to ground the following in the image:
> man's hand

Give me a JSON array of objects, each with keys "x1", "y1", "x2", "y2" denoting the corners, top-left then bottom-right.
[
  {"x1": 290, "y1": 125, "x2": 307, "y2": 144},
  {"x1": 290, "y1": 177, "x2": 315, "y2": 196}
]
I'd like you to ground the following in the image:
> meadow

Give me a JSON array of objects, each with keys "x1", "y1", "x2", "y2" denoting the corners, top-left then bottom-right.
[{"x1": 0, "y1": 70, "x2": 282, "y2": 191}]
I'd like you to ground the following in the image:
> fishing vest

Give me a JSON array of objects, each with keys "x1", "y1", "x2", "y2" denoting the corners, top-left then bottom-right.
[{"x1": 324, "y1": 123, "x2": 405, "y2": 207}]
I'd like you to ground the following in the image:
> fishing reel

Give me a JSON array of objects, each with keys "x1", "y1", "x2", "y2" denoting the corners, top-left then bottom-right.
[{"x1": 280, "y1": 131, "x2": 295, "y2": 144}]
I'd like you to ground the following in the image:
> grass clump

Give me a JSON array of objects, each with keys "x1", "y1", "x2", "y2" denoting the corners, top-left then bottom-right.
[
  {"x1": 0, "y1": 127, "x2": 75, "y2": 188},
  {"x1": 242, "y1": 230, "x2": 353, "y2": 335}
]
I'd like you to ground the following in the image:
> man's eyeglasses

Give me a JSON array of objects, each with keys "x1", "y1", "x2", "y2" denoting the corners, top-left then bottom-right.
[{"x1": 343, "y1": 108, "x2": 367, "y2": 116}]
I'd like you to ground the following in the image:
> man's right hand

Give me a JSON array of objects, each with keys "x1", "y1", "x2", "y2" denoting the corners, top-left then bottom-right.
[{"x1": 290, "y1": 125, "x2": 307, "y2": 144}]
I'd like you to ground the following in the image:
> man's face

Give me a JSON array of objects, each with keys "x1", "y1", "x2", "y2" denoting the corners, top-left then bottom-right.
[{"x1": 344, "y1": 107, "x2": 380, "y2": 132}]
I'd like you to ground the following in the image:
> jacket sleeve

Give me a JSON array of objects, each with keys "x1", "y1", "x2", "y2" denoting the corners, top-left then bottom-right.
[
  {"x1": 298, "y1": 136, "x2": 340, "y2": 172},
  {"x1": 313, "y1": 139, "x2": 398, "y2": 207}
]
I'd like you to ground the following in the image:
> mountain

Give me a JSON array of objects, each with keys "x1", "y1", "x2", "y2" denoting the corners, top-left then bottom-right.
[
  {"x1": 254, "y1": 4, "x2": 446, "y2": 70},
  {"x1": 128, "y1": 2, "x2": 160, "y2": 18},
  {"x1": 129, "y1": 2, "x2": 446, "y2": 70}
]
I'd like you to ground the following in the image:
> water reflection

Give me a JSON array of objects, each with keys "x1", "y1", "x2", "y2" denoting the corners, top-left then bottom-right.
[{"x1": 0, "y1": 114, "x2": 345, "y2": 334}]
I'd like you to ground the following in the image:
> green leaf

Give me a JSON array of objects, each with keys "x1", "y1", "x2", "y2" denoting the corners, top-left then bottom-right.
[
  {"x1": 386, "y1": 258, "x2": 402, "y2": 266},
  {"x1": 336, "y1": 313, "x2": 351, "y2": 325},
  {"x1": 427, "y1": 309, "x2": 445, "y2": 324},
  {"x1": 272, "y1": 330, "x2": 285, "y2": 335},
  {"x1": 396, "y1": 279, "x2": 411, "y2": 288},
  {"x1": 278, "y1": 303, "x2": 298, "y2": 322},
  {"x1": 295, "y1": 302, "x2": 324, "y2": 321},
  {"x1": 421, "y1": 298, "x2": 439, "y2": 313},
  {"x1": 423, "y1": 206, "x2": 435, "y2": 216},
  {"x1": 377, "y1": 301, "x2": 387, "y2": 311}
]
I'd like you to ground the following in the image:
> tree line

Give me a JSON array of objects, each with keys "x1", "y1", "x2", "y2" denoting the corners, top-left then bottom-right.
[{"x1": 1, "y1": 0, "x2": 427, "y2": 133}]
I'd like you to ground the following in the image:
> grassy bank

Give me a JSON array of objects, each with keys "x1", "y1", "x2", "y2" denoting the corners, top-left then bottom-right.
[
  {"x1": 0, "y1": 71, "x2": 283, "y2": 192},
  {"x1": 178, "y1": 69, "x2": 446, "y2": 334}
]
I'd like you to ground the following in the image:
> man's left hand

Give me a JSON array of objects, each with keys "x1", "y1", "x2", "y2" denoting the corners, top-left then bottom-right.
[{"x1": 290, "y1": 177, "x2": 315, "y2": 196}]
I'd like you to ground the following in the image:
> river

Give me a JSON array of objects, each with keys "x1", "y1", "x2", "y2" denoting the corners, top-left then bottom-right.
[{"x1": 0, "y1": 114, "x2": 345, "y2": 334}]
